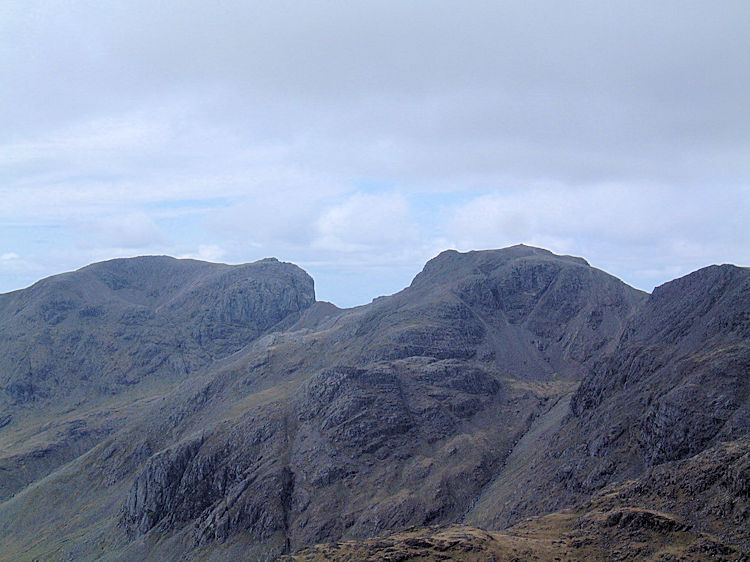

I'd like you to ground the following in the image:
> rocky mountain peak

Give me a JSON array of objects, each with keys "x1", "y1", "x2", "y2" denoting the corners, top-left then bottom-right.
[
  {"x1": 0, "y1": 256, "x2": 315, "y2": 411},
  {"x1": 410, "y1": 245, "x2": 590, "y2": 290}
]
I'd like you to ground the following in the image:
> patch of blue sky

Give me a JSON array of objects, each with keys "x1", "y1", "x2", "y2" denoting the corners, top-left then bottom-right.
[
  {"x1": 0, "y1": 224, "x2": 78, "y2": 293},
  {"x1": 350, "y1": 176, "x2": 397, "y2": 194},
  {"x1": 1, "y1": 223, "x2": 69, "y2": 249}
]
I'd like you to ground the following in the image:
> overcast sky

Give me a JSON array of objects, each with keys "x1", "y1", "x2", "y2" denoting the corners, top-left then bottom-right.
[{"x1": 2, "y1": 1, "x2": 748, "y2": 306}]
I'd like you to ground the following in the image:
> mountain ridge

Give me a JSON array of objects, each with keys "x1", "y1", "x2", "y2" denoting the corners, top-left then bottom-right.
[{"x1": 0, "y1": 246, "x2": 747, "y2": 560}]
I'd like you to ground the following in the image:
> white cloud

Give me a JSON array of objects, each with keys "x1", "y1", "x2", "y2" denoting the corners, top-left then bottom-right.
[
  {"x1": 0, "y1": 252, "x2": 35, "y2": 284},
  {"x1": 82, "y1": 212, "x2": 170, "y2": 250},
  {"x1": 313, "y1": 192, "x2": 417, "y2": 253},
  {"x1": 207, "y1": 177, "x2": 347, "y2": 249},
  {"x1": 447, "y1": 184, "x2": 750, "y2": 291},
  {"x1": 180, "y1": 244, "x2": 226, "y2": 262}
]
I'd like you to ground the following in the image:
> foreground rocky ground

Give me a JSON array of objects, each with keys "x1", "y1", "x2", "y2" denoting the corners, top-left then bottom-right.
[{"x1": 286, "y1": 509, "x2": 744, "y2": 562}]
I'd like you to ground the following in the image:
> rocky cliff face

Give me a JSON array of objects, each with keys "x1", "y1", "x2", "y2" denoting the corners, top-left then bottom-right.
[
  {"x1": 573, "y1": 264, "x2": 750, "y2": 464},
  {"x1": 467, "y1": 262, "x2": 750, "y2": 536},
  {"x1": 573, "y1": 264, "x2": 750, "y2": 467},
  {"x1": 0, "y1": 256, "x2": 313, "y2": 501},
  {"x1": 0, "y1": 247, "x2": 747, "y2": 561}
]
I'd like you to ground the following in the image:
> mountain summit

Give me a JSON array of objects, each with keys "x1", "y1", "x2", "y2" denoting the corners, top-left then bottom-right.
[{"x1": 0, "y1": 247, "x2": 747, "y2": 560}]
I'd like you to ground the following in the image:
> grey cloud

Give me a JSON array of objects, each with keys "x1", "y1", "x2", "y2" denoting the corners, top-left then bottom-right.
[
  {"x1": 1, "y1": 1, "x2": 748, "y2": 305},
  {"x1": 4, "y1": 2, "x2": 748, "y2": 185}
]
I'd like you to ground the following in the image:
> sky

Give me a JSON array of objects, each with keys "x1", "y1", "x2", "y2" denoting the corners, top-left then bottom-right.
[{"x1": 1, "y1": 1, "x2": 749, "y2": 307}]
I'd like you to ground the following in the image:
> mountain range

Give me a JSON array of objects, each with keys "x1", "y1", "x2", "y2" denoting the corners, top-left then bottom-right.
[{"x1": 0, "y1": 245, "x2": 747, "y2": 560}]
